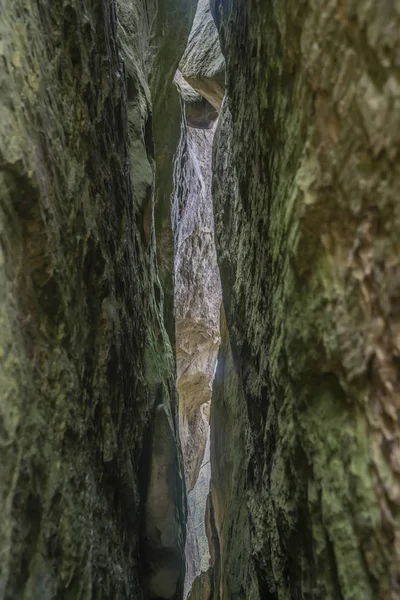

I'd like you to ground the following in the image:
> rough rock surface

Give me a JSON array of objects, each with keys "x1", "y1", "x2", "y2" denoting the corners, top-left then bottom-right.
[
  {"x1": 174, "y1": 117, "x2": 221, "y2": 495},
  {"x1": 188, "y1": 428, "x2": 211, "y2": 573},
  {"x1": 0, "y1": 0, "x2": 195, "y2": 598},
  {"x1": 180, "y1": 0, "x2": 225, "y2": 110},
  {"x1": 209, "y1": 0, "x2": 400, "y2": 599},
  {"x1": 175, "y1": 72, "x2": 218, "y2": 131},
  {"x1": 173, "y1": 76, "x2": 221, "y2": 595}
]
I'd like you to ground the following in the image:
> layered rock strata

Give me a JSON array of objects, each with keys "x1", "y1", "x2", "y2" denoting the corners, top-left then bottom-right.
[{"x1": 0, "y1": 0, "x2": 196, "y2": 598}]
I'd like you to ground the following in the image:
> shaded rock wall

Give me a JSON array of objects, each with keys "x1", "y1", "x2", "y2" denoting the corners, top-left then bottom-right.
[
  {"x1": 0, "y1": 0, "x2": 195, "y2": 598},
  {"x1": 209, "y1": 0, "x2": 400, "y2": 599}
]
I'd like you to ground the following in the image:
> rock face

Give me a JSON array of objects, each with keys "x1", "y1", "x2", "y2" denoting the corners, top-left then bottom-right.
[
  {"x1": 208, "y1": 1, "x2": 400, "y2": 599},
  {"x1": 180, "y1": 0, "x2": 225, "y2": 110},
  {"x1": 174, "y1": 119, "x2": 221, "y2": 495},
  {"x1": 173, "y1": 23, "x2": 222, "y2": 594},
  {"x1": 0, "y1": 0, "x2": 195, "y2": 598},
  {"x1": 173, "y1": 112, "x2": 221, "y2": 595}
]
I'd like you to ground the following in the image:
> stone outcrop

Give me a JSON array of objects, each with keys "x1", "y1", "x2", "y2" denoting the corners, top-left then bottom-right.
[
  {"x1": 180, "y1": 0, "x2": 225, "y2": 110},
  {"x1": 175, "y1": 72, "x2": 218, "y2": 131},
  {"x1": 187, "y1": 568, "x2": 213, "y2": 600},
  {"x1": 208, "y1": 0, "x2": 400, "y2": 599},
  {"x1": 0, "y1": 0, "x2": 195, "y2": 597}
]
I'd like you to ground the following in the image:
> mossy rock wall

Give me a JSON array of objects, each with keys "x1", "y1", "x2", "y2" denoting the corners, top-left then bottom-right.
[
  {"x1": 0, "y1": 0, "x2": 196, "y2": 597},
  {"x1": 210, "y1": 0, "x2": 400, "y2": 598}
]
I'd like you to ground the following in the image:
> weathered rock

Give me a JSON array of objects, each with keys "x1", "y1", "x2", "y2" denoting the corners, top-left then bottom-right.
[
  {"x1": 173, "y1": 117, "x2": 221, "y2": 494},
  {"x1": 187, "y1": 568, "x2": 213, "y2": 600},
  {"x1": 184, "y1": 511, "x2": 201, "y2": 599},
  {"x1": 210, "y1": 1, "x2": 400, "y2": 599},
  {"x1": 173, "y1": 74, "x2": 221, "y2": 596},
  {"x1": 188, "y1": 426, "x2": 211, "y2": 573},
  {"x1": 152, "y1": 0, "x2": 198, "y2": 342},
  {"x1": 180, "y1": 0, "x2": 225, "y2": 110},
  {"x1": 208, "y1": 309, "x2": 259, "y2": 600},
  {"x1": 175, "y1": 72, "x2": 218, "y2": 131},
  {"x1": 0, "y1": 0, "x2": 195, "y2": 597}
]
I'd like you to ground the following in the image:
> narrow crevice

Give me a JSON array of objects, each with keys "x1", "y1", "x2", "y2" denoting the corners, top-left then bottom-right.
[{"x1": 172, "y1": 93, "x2": 222, "y2": 597}]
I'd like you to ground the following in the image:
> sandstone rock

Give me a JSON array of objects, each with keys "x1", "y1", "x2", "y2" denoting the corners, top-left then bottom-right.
[{"x1": 180, "y1": 0, "x2": 225, "y2": 110}]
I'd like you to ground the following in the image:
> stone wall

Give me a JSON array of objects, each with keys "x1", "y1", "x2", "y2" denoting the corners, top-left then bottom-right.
[
  {"x1": 209, "y1": 0, "x2": 400, "y2": 598},
  {"x1": 0, "y1": 0, "x2": 196, "y2": 597}
]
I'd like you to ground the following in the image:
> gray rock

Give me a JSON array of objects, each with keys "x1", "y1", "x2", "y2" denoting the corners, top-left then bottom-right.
[
  {"x1": 173, "y1": 118, "x2": 221, "y2": 494},
  {"x1": 175, "y1": 72, "x2": 218, "y2": 130},
  {"x1": 180, "y1": 0, "x2": 225, "y2": 110},
  {"x1": 142, "y1": 404, "x2": 186, "y2": 599},
  {"x1": 173, "y1": 68, "x2": 221, "y2": 598}
]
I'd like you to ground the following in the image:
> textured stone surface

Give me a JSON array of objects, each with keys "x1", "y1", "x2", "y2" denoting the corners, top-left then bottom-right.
[
  {"x1": 0, "y1": 0, "x2": 194, "y2": 598},
  {"x1": 210, "y1": 0, "x2": 400, "y2": 599},
  {"x1": 142, "y1": 405, "x2": 185, "y2": 599},
  {"x1": 175, "y1": 72, "x2": 218, "y2": 131},
  {"x1": 187, "y1": 568, "x2": 213, "y2": 600},
  {"x1": 174, "y1": 118, "x2": 221, "y2": 494},
  {"x1": 173, "y1": 73, "x2": 221, "y2": 596},
  {"x1": 207, "y1": 309, "x2": 259, "y2": 600},
  {"x1": 180, "y1": 0, "x2": 225, "y2": 110}
]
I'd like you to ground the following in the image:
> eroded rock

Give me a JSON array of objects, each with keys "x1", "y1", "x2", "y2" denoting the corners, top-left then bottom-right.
[
  {"x1": 180, "y1": 0, "x2": 225, "y2": 110},
  {"x1": 173, "y1": 75, "x2": 221, "y2": 596},
  {"x1": 175, "y1": 72, "x2": 218, "y2": 131},
  {"x1": 210, "y1": 0, "x2": 400, "y2": 598},
  {"x1": 173, "y1": 117, "x2": 221, "y2": 494},
  {"x1": 0, "y1": 0, "x2": 195, "y2": 597}
]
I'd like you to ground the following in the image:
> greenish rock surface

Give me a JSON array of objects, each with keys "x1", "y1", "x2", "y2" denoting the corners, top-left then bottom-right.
[
  {"x1": 0, "y1": 0, "x2": 196, "y2": 598},
  {"x1": 208, "y1": 0, "x2": 400, "y2": 598}
]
